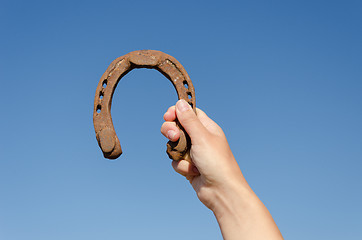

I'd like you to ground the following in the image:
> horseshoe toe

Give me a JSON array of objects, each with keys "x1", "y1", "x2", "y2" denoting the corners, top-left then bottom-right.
[{"x1": 129, "y1": 50, "x2": 160, "y2": 67}]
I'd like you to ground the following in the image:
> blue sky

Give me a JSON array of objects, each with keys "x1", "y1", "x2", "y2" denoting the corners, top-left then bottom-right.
[{"x1": 1, "y1": 0, "x2": 361, "y2": 239}]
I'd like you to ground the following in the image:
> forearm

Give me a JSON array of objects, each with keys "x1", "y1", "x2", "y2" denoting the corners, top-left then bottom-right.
[{"x1": 210, "y1": 176, "x2": 283, "y2": 240}]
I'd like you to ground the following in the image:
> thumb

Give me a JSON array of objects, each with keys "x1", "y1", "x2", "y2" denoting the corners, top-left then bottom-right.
[{"x1": 175, "y1": 100, "x2": 208, "y2": 143}]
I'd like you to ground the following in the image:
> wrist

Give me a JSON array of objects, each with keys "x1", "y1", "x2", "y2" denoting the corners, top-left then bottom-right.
[{"x1": 210, "y1": 176, "x2": 256, "y2": 221}]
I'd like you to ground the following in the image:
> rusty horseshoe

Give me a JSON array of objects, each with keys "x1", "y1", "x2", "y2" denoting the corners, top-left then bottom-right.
[{"x1": 93, "y1": 50, "x2": 196, "y2": 161}]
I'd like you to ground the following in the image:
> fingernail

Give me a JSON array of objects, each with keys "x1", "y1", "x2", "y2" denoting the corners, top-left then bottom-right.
[
  {"x1": 176, "y1": 99, "x2": 191, "y2": 112},
  {"x1": 167, "y1": 130, "x2": 176, "y2": 140}
]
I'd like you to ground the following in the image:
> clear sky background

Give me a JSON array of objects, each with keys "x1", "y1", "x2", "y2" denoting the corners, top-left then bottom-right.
[{"x1": 1, "y1": 0, "x2": 361, "y2": 239}]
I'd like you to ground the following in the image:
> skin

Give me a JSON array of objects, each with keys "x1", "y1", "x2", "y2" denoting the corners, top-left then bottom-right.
[{"x1": 161, "y1": 99, "x2": 283, "y2": 240}]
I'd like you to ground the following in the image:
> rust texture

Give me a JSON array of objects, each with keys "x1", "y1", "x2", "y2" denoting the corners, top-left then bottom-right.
[{"x1": 93, "y1": 50, "x2": 196, "y2": 161}]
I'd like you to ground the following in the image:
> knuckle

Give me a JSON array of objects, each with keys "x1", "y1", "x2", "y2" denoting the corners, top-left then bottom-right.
[{"x1": 180, "y1": 112, "x2": 197, "y2": 124}]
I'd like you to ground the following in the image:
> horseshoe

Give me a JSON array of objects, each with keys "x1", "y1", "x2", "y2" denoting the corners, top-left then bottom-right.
[{"x1": 93, "y1": 50, "x2": 196, "y2": 161}]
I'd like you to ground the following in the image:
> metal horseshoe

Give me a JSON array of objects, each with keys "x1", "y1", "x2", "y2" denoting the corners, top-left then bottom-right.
[{"x1": 93, "y1": 50, "x2": 196, "y2": 161}]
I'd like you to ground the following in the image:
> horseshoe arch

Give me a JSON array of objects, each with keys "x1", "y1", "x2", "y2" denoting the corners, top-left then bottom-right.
[{"x1": 93, "y1": 50, "x2": 196, "y2": 161}]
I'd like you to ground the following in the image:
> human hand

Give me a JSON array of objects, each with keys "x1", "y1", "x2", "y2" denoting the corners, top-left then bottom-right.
[
  {"x1": 161, "y1": 100, "x2": 248, "y2": 210},
  {"x1": 161, "y1": 100, "x2": 283, "y2": 240}
]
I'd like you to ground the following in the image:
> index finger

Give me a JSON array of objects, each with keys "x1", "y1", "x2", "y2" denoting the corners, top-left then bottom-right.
[{"x1": 163, "y1": 106, "x2": 176, "y2": 121}]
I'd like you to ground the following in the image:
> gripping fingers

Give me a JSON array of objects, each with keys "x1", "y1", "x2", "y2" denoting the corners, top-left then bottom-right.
[
  {"x1": 163, "y1": 106, "x2": 176, "y2": 121},
  {"x1": 161, "y1": 122, "x2": 180, "y2": 142},
  {"x1": 172, "y1": 160, "x2": 200, "y2": 176}
]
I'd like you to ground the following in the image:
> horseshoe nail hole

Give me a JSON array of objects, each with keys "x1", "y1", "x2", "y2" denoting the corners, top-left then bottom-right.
[
  {"x1": 96, "y1": 105, "x2": 102, "y2": 113},
  {"x1": 183, "y1": 81, "x2": 189, "y2": 89},
  {"x1": 99, "y1": 92, "x2": 104, "y2": 100},
  {"x1": 187, "y1": 92, "x2": 192, "y2": 99},
  {"x1": 102, "y1": 80, "x2": 107, "y2": 88}
]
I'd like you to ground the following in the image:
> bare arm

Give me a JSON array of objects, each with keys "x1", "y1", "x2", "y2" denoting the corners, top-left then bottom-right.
[{"x1": 161, "y1": 100, "x2": 283, "y2": 240}]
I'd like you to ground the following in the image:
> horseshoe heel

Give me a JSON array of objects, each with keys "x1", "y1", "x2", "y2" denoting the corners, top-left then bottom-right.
[{"x1": 93, "y1": 50, "x2": 196, "y2": 161}]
